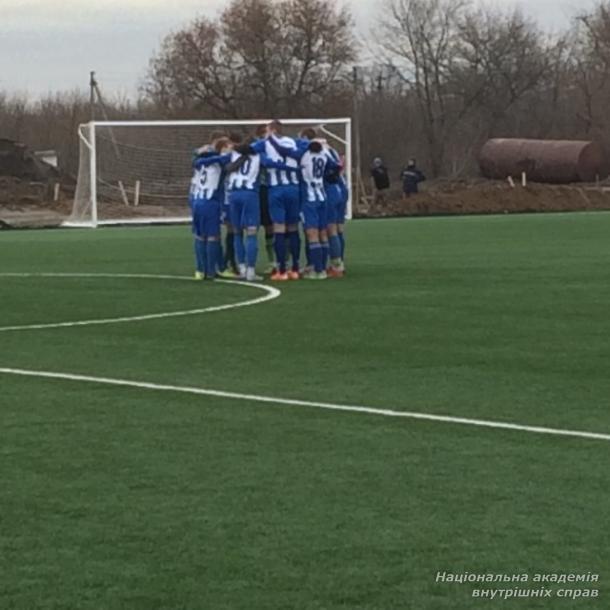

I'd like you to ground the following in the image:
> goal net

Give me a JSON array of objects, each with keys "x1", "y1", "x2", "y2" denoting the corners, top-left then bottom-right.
[{"x1": 66, "y1": 118, "x2": 352, "y2": 228}]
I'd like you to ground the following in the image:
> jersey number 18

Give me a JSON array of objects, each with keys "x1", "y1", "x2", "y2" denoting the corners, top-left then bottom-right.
[{"x1": 312, "y1": 157, "x2": 325, "y2": 179}]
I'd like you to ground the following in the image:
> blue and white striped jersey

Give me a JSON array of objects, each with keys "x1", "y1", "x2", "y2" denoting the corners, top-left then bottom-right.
[
  {"x1": 227, "y1": 151, "x2": 261, "y2": 191},
  {"x1": 191, "y1": 155, "x2": 225, "y2": 202},
  {"x1": 268, "y1": 134, "x2": 342, "y2": 204},
  {"x1": 189, "y1": 167, "x2": 203, "y2": 200},
  {"x1": 300, "y1": 150, "x2": 329, "y2": 203},
  {"x1": 324, "y1": 146, "x2": 348, "y2": 191},
  {"x1": 263, "y1": 138, "x2": 300, "y2": 187}
]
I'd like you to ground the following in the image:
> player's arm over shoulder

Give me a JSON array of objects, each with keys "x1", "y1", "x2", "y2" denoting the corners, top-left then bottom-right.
[
  {"x1": 193, "y1": 152, "x2": 232, "y2": 169},
  {"x1": 269, "y1": 134, "x2": 304, "y2": 160},
  {"x1": 260, "y1": 153, "x2": 293, "y2": 171}
]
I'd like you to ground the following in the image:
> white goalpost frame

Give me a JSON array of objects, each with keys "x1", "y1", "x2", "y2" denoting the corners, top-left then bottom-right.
[{"x1": 66, "y1": 117, "x2": 353, "y2": 228}]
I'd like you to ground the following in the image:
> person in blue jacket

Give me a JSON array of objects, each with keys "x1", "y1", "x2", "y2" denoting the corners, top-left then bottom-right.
[{"x1": 400, "y1": 159, "x2": 426, "y2": 198}]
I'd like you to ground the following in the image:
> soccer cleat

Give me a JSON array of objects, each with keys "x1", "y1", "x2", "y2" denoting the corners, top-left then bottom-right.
[
  {"x1": 194, "y1": 271, "x2": 205, "y2": 281},
  {"x1": 217, "y1": 268, "x2": 239, "y2": 279},
  {"x1": 238, "y1": 264, "x2": 247, "y2": 279},
  {"x1": 287, "y1": 270, "x2": 300, "y2": 281},
  {"x1": 327, "y1": 266, "x2": 344, "y2": 279},
  {"x1": 271, "y1": 271, "x2": 289, "y2": 281},
  {"x1": 246, "y1": 268, "x2": 263, "y2": 282},
  {"x1": 303, "y1": 270, "x2": 326, "y2": 280}
]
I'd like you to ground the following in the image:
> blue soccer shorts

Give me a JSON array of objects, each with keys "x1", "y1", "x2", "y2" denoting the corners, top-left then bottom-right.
[
  {"x1": 192, "y1": 198, "x2": 221, "y2": 238},
  {"x1": 269, "y1": 185, "x2": 301, "y2": 225},
  {"x1": 229, "y1": 190, "x2": 260, "y2": 229},
  {"x1": 336, "y1": 198, "x2": 347, "y2": 224},
  {"x1": 302, "y1": 199, "x2": 328, "y2": 231},
  {"x1": 326, "y1": 183, "x2": 346, "y2": 225}
]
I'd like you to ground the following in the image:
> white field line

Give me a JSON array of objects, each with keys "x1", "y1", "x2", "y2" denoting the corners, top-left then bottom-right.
[
  {"x1": 1, "y1": 367, "x2": 610, "y2": 443},
  {"x1": 0, "y1": 273, "x2": 280, "y2": 332}
]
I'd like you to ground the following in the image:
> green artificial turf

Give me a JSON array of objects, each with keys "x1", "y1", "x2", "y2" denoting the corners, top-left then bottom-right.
[{"x1": 1, "y1": 214, "x2": 609, "y2": 609}]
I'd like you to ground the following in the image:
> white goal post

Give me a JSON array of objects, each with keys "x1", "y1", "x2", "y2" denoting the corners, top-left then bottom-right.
[{"x1": 66, "y1": 118, "x2": 353, "y2": 228}]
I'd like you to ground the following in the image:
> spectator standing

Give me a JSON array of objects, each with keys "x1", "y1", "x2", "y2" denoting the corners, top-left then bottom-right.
[
  {"x1": 400, "y1": 159, "x2": 426, "y2": 198},
  {"x1": 370, "y1": 157, "x2": 390, "y2": 205}
]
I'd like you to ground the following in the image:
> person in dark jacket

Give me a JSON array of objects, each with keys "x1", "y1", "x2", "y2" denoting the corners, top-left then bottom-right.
[
  {"x1": 400, "y1": 159, "x2": 426, "y2": 198},
  {"x1": 370, "y1": 157, "x2": 390, "y2": 204}
]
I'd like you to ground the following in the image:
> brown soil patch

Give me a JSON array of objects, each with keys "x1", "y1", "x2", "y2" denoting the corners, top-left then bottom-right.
[{"x1": 356, "y1": 180, "x2": 610, "y2": 218}]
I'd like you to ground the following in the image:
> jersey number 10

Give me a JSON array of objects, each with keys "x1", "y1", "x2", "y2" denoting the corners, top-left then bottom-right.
[{"x1": 240, "y1": 158, "x2": 252, "y2": 175}]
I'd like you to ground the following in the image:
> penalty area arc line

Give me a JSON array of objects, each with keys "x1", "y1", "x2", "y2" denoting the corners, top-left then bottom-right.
[
  {"x1": 0, "y1": 367, "x2": 609, "y2": 444},
  {"x1": 0, "y1": 273, "x2": 281, "y2": 332}
]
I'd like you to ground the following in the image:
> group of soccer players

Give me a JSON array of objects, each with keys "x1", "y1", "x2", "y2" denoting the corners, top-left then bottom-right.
[{"x1": 188, "y1": 120, "x2": 348, "y2": 282}]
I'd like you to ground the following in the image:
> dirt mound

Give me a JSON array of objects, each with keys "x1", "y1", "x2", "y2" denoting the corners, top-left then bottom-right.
[
  {"x1": 356, "y1": 180, "x2": 610, "y2": 218},
  {"x1": 0, "y1": 176, "x2": 48, "y2": 206},
  {"x1": 0, "y1": 176, "x2": 71, "y2": 229}
]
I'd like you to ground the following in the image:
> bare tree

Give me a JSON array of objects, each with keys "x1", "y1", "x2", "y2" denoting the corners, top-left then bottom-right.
[
  {"x1": 377, "y1": 0, "x2": 469, "y2": 176},
  {"x1": 454, "y1": 8, "x2": 553, "y2": 134},
  {"x1": 570, "y1": 2, "x2": 610, "y2": 136},
  {"x1": 375, "y1": 0, "x2": 567, "y2": 175},
  {"x1": 144, "y1": 0, "x2": 355, "y2": 118},
  {"x1": 277, "y1": 0, "x2": 356, "y2": 113},
  {"x1": 449, "y1": 14, "x2": 574, "y2": 147},
  {"x1": 145, "y1": 18, "x2": 244, "y2": 117}
]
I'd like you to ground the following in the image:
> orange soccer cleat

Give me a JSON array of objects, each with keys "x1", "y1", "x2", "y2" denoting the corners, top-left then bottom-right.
[
  {"x1": 287, "y1": 270, "x2": 300, "y2": 281},
  {"x1": 327, "y1": 266, "x2": 344, "y2": 279},
  {"x1": 270, "y1": 271, "x2": 290, "y2": 281}
]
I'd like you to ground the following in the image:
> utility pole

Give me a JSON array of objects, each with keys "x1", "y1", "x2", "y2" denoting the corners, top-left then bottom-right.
[
  {"x1": 89, "y1": 71, "x2": 97, "y2": 122},
  {"x1": 89, "y1": 71, "x2": 121, "y2": 159}
]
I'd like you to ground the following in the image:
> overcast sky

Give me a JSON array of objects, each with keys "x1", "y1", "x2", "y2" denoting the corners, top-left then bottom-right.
[{"x1": 0, "y1": 0, "x2": 593, "y2": 98}]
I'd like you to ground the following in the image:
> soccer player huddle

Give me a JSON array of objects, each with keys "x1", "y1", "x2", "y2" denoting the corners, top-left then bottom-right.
[{"x1": 189, "y1": 120, "x2": 348, "y2": 282}]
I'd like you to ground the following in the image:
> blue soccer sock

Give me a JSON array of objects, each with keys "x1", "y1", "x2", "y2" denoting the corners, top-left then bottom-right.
[
  {"x1": 225, "y1": 232, "x2": 236, "y2": 270},
  {"x1": 193, "y1": 239, "x2": 200, "y2": 271},
  {"x1": 194, "y1": 239, "x2": 206, "y2": 273},
  {"x1": 205, "y1": 240, "x2": 219, "y2": 277},
  {"x1": 287, "y1": 231, "x2": 301, "y2": 271},
  {"x1": 217, "y1": 239, "x2": 226, "y2": 272},
  {"x1": 339, "y1": 232, "x2": 345, "y2": 260},
  {"x1": 265, "y1": 235, "x2": 276, "y2": 266},
  {"x1": 321, "y1": 241, "x2": 329, "y2": 271},
  {"x1": 213, "y1": 240, "x2": 222, "y2": 275},
  {"x1": 329, "y1": 234, "x2": 342, "y2": 262},
  {"x1": 233, "y1": 232, "x2": 245, "y2": 266},
  {"x1": 309, "y1": 240, "x2": 323, "y2": 273},
  {"x1": 274, "y1": 232, "x2": 287, "y2": 273},
  {"x1": 246, "y1": 233, "x2": 258, "y2": 269}
]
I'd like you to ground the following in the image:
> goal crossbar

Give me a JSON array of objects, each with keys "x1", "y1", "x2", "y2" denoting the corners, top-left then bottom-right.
[{"x1": 88, "y1": 118, "x2": 351, "y2": 128}]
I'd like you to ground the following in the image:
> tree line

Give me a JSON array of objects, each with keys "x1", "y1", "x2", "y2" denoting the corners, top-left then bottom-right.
[{"x1": 1, "y1": 0, "x2": 610, "y2": 180}]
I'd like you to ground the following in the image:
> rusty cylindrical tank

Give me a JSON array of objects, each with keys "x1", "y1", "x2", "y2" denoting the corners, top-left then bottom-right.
[{"x1": 479, "y1": 139, "x2": 609, "y2": 184}]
